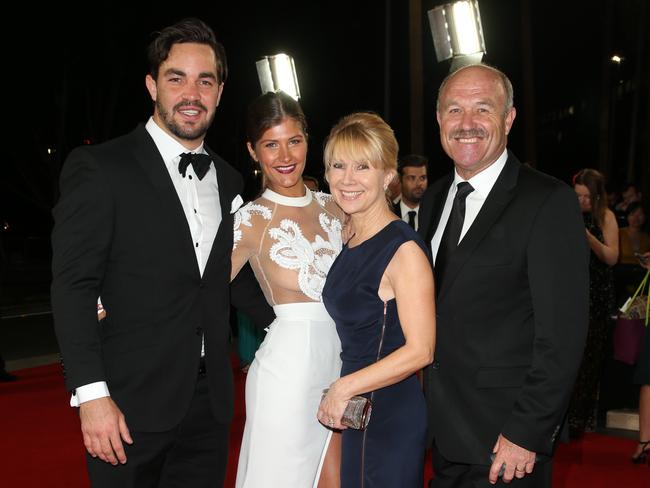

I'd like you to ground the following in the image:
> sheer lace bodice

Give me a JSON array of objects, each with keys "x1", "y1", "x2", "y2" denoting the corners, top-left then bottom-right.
[{"x1": 232, "y1": 187, "x2": 344, "y2": 305}]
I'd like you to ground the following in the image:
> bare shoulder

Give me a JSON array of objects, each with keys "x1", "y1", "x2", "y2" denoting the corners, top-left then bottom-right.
[
  {"x1": 394, "y1": 239, "x2": 429, "y2": 260},
  {"x1": 388, "y1": 239, "x2": 431, "y2": 276},
  {"x1": 604, "y1": 208, "x2": 618, "y2": 228}
]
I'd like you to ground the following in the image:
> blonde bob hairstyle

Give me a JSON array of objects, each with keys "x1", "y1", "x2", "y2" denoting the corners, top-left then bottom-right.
[{"x1": 323, "y1": 112, "x2": 398, "y2": 180}]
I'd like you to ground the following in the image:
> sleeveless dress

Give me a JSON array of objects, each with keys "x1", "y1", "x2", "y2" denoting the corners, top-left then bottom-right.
[
  {"x1": 567, "y1": 213, "x2": 616, "y2": 436},
  {"x1": 322, "y1": 220, "x2": 428, "y2": 488},
  {"x1": 233, "y1": 187, "x2": 343, "y2": 488}
]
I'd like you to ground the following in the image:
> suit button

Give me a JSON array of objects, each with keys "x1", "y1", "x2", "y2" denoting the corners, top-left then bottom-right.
[
  {"x1": 195, "y1": 326, "x2": 203, "y2": 336},
  {"x1": 431, "y1": 360, "x2": 440, "y2": 370}
]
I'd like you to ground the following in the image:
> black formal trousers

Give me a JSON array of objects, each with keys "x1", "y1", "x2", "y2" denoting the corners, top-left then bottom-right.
[
  {"x1": 87, "y1": 374, "x2": 229, "y2": 488},
  {"x1": 418, "y1": 152, "x2": 589, "y2": 483},
  {"x1": 430, "y1": 440, "x2": 552, "y2": 488}
]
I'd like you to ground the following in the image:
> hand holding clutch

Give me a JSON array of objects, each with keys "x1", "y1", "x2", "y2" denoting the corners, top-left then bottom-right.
[{"x1": 322, "y1": 389, "x2": 372, "y2": 430}]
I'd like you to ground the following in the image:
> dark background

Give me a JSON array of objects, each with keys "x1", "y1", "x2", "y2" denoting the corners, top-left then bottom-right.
[{"x1": 2, "y1": 0, "x2": 649, "y2": 276}]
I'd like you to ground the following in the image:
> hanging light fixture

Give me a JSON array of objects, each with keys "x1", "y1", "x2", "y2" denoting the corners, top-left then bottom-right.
[
  {"x1": 255, "y1": 53, "x2": 301, "y2": 100},
  {"x1": 428, "y1": 0, "x2": 486, "y2": 70}
]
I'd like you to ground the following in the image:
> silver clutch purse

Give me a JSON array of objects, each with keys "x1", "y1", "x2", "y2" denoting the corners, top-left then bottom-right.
[{"x1": 322, "y1": 389, "x2": 373, "y2": 430}]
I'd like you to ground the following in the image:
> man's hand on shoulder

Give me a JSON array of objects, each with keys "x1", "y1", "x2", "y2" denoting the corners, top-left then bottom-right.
[
  {"x1": 79, "y1": 397, "x2": 132, "y2": 465},
  {"x1": 489, "y1": 434, "x2": 536, "y2": 484}
]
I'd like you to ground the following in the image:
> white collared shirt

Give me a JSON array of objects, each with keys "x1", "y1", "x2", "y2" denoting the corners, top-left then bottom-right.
[
  {"x1": 399, "y1": 200, "x2": 420, "y2": 231},
  {"x1": 71, "y1": 118, "x2": 221, "y2": 406},
  {"x1": 430, "y1": 148, "x2": 508, "y2": 261},
  {"x1": 145, "y1": 117, "x2": 222, "y2": 275}
]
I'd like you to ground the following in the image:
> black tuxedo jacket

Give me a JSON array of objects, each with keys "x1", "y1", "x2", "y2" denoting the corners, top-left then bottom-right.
[
  {"x1": 418, "y1": 152, "x2": 589, "y2": 465},
  {"x1": 51, "y1": 124, "x2": 274, "y2": 431}
]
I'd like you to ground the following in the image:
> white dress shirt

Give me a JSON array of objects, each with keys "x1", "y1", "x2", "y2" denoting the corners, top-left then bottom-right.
[
  {"x1": 71, "y1": 118, "x2": 221, "y2": 406},
  {"x1": 430, "y1": 149, "x2": 508, "y2": 261},
  {"x1": 145, "y1": 117, "x2": 222, "y2": 274},
  {"x1": 399, "y1": 201, "x2": 420, "y2": 231}
]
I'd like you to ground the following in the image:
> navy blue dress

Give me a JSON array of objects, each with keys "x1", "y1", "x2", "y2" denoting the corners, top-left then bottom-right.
[{"x1": 322, "y1": 220, "x2": 428, "y2": 488}]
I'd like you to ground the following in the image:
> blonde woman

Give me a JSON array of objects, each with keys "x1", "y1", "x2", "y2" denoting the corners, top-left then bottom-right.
[{"x1": 318, "y1": 112, "x2": 435, "y2": 487}]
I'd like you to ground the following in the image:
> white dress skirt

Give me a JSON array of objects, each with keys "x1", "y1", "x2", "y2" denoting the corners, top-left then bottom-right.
[{"x1": 236, "y1": 302, "x2": 342, "y2": 488}]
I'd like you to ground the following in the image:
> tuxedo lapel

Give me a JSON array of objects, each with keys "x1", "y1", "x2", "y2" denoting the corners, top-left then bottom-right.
[
  {"x1": 130, "y1": 125, "x2": 200, "y2": 277},
  {"x1": 437, "y1": 155, "x2": 520, "y2": 302}
]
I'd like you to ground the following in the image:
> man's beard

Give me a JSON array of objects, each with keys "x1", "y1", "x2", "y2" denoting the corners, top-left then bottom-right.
[
  {"x1": 157, "y1": 100, "x2": 213, "y2": 141},
  {"x1": 405, "y1": 189, "x2": 424, "y2": 204}
]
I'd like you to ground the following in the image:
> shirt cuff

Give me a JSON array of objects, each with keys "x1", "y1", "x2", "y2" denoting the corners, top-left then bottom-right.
[{"x1": 70, "y1": 381, "x2": 110, "y2": 407}]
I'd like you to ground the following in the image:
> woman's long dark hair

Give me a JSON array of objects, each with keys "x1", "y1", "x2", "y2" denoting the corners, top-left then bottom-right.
[
  {"x1": 574, "y1": 168, "x2": 607, "y2": 228},
  {"x1": 246, "y1": 91, "x2": 307, "y2": 146}
]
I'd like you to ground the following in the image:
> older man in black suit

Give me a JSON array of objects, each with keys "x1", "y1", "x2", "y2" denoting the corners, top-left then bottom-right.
[
  {"x1": 419, "y1": 64, "x2": 589, "y2": 487},
  {"x1": 51, "y1": 18, "x2": 273, "y2": 487}
]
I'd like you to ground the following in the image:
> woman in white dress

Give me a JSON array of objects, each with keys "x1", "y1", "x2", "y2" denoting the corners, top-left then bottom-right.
[{"x1": 232, "y1": 91, "x2": 344, "y2": 487}]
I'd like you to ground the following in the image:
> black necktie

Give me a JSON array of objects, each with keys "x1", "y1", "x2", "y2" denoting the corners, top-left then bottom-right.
[
  {"x1": 434, "y1": 182, "x2": 474, "y2": 288},
  {"x1": 178, "y1": 152, "x2": 212, "y2": 181},
  {"x1": 407, "y1": 210, "x2": 416, "y2": 229}
]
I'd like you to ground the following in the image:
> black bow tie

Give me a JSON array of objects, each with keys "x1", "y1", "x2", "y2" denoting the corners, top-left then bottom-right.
[{"x1": 178, "y1": 152, "x2": 212, "y2": 181}]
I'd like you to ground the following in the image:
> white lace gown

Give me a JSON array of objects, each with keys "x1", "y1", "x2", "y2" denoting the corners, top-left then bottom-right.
[{"x1": 233, "y1": 187, "x2": 343, "y2": 488}]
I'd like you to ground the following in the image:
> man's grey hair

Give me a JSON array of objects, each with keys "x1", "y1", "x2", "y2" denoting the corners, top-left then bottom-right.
[{"x1": 436, "y1": 63, "x2": 514, "y2": 114}]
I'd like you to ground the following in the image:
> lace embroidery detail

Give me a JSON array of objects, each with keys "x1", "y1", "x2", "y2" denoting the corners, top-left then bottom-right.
[
  {"x1": 315, "y1": 213, "x2": 343, "y2": 275},
  {"x1": 268, "y1": 216, "x2": 342, "y2": 301},
  {"x1": 233, "y1": 198, "x2": 342, "y2": 301},
  {"x1": 233, "y1": 202, "x2": 273, "y2": 250},
  {"x1": 313, "y1": 191, "x2": 334, "y2": 208}
]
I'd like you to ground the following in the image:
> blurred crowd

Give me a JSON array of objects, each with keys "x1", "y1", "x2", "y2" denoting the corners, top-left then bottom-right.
[{"x1": 569, "y1": 170, "x2": 649, "y2": 464}]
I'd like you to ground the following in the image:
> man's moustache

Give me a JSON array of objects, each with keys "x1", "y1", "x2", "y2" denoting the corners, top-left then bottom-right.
[
  {"x1": 451, "y1": 128, "x2": 487, "y2": 138},
  {"x1": 175, "y1": 102, "x2": 208, "y2": 111}
]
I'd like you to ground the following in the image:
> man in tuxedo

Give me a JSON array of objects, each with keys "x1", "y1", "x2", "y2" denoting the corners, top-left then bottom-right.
[
  {"x1": 392, "y1": 154, "x2": 428, "y2": 231},
  {"x1": 51, "y1": 18, "x2": 273, "y2": 487},
  {"x1": 418, "y1": 64, "x2": 589, "y2": 487}
]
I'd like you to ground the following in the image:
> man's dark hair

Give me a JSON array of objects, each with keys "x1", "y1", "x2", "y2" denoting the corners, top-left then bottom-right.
[
  {"x1": 147, "y1": 17, "x2": 228, "y2": 84},
  {"x1": 398, "y1": 154, "x2": 428, "y2": 176}
]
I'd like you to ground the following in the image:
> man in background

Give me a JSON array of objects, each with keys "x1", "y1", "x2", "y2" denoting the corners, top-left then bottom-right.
[{"x1": 392, "y1": 154, "x2": 428, "y2": 231}]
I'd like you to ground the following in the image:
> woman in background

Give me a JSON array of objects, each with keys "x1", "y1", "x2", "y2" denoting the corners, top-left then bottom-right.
[
  {"x1": 615, "y1": 202, "x2": 650, "y2": 305},
  {"x1": 632, "y1": 251, "x2": 650, "y2": 464},
  {"x1": 569, "y1": 168, "x2": 619, "y2": 437}
]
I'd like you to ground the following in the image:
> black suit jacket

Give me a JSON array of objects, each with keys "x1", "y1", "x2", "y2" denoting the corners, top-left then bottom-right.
[
  {"x1": 391, "y1": 200, "x2": 401, "y2": 218},
  {"x1": 51, "y1": 124, "x2": 274, "y2": 431},
  {"x1": 418, "y1": 152, "x2": 589, "y2": 465}
]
